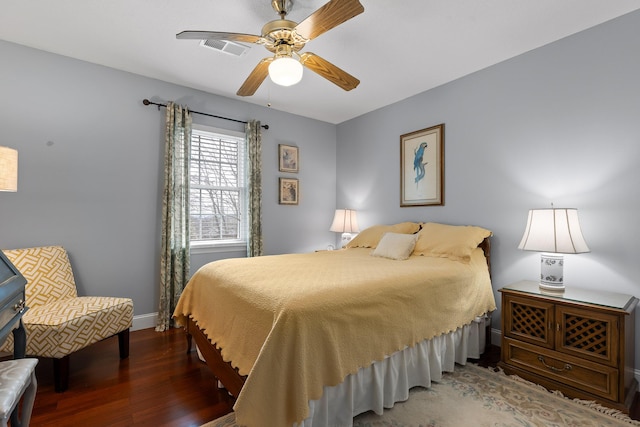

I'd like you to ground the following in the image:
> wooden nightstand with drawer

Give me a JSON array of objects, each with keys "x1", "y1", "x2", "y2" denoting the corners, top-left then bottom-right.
[{"x1": 498, "y1": 280, "x2": 638, "y2": 413}]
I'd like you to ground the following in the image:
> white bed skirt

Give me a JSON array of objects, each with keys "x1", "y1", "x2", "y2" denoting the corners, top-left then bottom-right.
[
  {"x1": 295, "y1": 314, "x2": 491, "y2": 427},
  {"x1": 205, "y1": 315, "x2": 490, "y2": 427}
]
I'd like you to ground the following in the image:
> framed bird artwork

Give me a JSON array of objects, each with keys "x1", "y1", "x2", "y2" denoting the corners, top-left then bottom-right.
[{"x1": 400, "y1": 124, "x2": 444, "y2": 207}]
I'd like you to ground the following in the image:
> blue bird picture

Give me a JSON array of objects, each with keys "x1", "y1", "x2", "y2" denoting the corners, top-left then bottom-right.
[
  {"x1": 401, "y1": 124, "x2": 443, "y2": 206},
  {"x1": 413, "y1": 142, "x2": 428, "y2": 184}
]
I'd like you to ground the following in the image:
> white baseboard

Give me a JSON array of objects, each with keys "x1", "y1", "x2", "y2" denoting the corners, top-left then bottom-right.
[
  {"x1": 131, "y1": 317, "x2": 640, "y2": 387},
  {"x1": 132, "y1": 312, "x2": 158, "y2": 331},
  {"x1": 490, "y1": 327, "x2": 502, "y2": 348}
]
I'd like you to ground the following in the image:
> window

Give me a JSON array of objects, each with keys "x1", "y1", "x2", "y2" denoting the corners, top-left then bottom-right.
[{"x1": 189, "y1": 125, "x2": 247, "y2": 249}]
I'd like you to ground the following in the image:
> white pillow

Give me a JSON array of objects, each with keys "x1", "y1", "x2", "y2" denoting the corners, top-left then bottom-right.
[{"x1": 371, "y1": 232, "x2": 418, "y2": 260}]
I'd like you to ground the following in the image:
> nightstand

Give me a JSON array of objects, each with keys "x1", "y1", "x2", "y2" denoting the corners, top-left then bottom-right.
[{"x1": 499, "y1": 280, "x2": 638, "y2": 413}]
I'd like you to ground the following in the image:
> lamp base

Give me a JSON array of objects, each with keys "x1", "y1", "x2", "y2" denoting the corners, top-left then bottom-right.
[
  {"x1": 538, "y1": 282, "x2": 565, "y2": 293},
  {"x1": 540, "y1": 253, "x2": 564, "y2": 286},
  {"x1": 341, "y1": 232, "x2": 354, "y2": 245}
]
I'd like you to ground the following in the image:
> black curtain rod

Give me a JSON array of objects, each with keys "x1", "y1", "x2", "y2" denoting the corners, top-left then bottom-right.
[{"x1": 142, "y1": 99, "x2": 269, "y2": 130}]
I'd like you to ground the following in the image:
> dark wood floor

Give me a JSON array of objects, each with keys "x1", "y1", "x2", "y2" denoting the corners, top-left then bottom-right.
[
  {"x1": 24, "y1": 328, "x2": 640, "y2": 426},
  {"x1": 28, "y1": 327, "x2": 232, "y2": 427}
]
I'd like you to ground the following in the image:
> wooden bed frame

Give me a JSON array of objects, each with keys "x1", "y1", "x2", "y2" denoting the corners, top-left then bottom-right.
[{"x1": 183, "y1": 236, "x2": 492, "y2": 400}]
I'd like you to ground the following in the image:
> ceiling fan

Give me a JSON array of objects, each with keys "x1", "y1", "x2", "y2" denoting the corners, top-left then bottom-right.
[{"x1": 177, "y1": 0, "x2": 364, "y2": 96}]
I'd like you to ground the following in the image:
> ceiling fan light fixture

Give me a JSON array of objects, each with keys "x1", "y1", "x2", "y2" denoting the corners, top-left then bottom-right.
[
  {"x1": 178, "y1": 0, "x2": 364, "y2": 96},
  {"x1": 268, "y1": 55, "x2": 303, "y2": 87}
]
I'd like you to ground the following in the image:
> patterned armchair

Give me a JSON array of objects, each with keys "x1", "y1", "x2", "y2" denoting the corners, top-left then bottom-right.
[{"x1": 0, "y1": 246, "x2": 133, "y2": 392}]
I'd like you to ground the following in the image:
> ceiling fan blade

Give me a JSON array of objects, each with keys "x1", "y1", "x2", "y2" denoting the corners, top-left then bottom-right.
[
  {"x1": 294, "y1": 0, "x2": 364, "y2": 41},
  {"x1": 300, "y1": 52, "x2": 359, "y2": 91},
  {"x1": 176, "y1": 31, "x2": 263, "y2": 44},
  {"x1": 237, "y1": 57, "x2": 274, "y2": 97}
]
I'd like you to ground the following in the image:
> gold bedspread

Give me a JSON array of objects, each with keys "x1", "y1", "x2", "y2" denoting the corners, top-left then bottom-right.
[{"x1": 174, "y1": 247, "x2": 496, "y2": 427}]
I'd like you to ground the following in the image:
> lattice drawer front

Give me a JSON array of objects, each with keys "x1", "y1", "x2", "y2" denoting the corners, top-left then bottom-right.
[
  {"x1": 511, "y1": 302, "x2": 547, "y2": 340},
  {"x1": 563, "y1": 315, "x2": 608, "y2": 357}
]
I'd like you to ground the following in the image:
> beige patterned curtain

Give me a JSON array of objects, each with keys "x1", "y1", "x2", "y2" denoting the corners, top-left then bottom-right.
[
  {"x1": 246, "y1": 120, "x2": 263, "y2": 257},
  {"x1": 157, "y1": 102, "x2": 192, "y2": 331}
]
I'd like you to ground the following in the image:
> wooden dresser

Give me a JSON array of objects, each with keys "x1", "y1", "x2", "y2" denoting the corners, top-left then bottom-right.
[{"x1": 499, "y1": 280, "x2": 638, "y2": 412}]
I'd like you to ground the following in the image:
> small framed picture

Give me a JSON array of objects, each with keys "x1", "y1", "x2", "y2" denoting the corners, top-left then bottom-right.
[
  {"x1": 279, "y1": 144, "x2": 299, "y2": 173},
  {"x1": 279, "y1": 177, "x2": 299, "y2": 205},
  {"x1": 400, "y1": 124, "x2": 444, "y2": 207}
]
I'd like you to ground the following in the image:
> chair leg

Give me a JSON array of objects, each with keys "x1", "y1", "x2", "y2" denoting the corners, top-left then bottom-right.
[
  {"x1": 118, "y1": 328, "x2": 130, "y2": 359},
  {"x1": 53, "y1": 356, "x2": 70, "y2": 393},
  {"x1": 51, "y1": 331, "x2": 128, "y2": 393}
]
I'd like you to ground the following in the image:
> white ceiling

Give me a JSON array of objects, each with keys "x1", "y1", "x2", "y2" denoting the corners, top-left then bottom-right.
[{"x1": 2, "y1": 1, "x2": 639, "y2": 124}]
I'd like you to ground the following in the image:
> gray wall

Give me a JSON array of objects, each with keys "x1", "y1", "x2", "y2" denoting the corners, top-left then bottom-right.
[
  {"x1": 337, "y1": 10, "x2": 640, "y2": 363},
  {"x1": 1, "y1": 9, "x2": 639, "y2": 364},
  {"x1": 0, "y1": 40, "x2": 337, "y2": 317}
]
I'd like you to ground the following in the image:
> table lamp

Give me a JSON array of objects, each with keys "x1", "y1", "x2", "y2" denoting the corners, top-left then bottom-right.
[
  {"x1": 518, "y1": 207, "x2": 589, "y2": 291},
  {"x1": 330, "y1": 209, "x2": 359, "y2": 246}
]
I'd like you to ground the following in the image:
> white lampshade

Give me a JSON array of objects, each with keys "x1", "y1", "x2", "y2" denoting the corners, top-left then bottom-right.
[
  {"x1": 518, "y1": 208, "x2": 589, "y2": 291},
  {"x1": 0, "y1": 146, "x2": 18, "y2": 192},
  {"x1": 518, "y1": 208, "x2": 589, "y2": 254},
  {"x1": 330, "y1": 209, "x2": 359, "y2": 246},
  {"x1": 268, "y1": 56, "x2": 303, "y2": 87},
  {"x1": 330, "y1": 209, "x2": 359, "y2": 233}
]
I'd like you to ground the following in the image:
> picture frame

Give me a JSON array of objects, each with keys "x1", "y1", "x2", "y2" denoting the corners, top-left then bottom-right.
[
  {"x1": 400, "y1": 123, "x2": 444, "y2": 207},
  {"x1": 279, "y1": 177, "x2": 299, "y2": 205},
  {"x1": 278, "y1": 144, "x2": 299, "y2": 173}
]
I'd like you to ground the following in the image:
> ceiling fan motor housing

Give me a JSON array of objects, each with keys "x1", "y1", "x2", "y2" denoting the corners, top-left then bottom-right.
[{"x1": 261, "y1": 20, "x2": 306, "y2": 53}]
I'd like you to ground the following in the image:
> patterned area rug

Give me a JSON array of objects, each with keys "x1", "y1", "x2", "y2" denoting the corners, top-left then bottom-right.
[{"x1": 201, "y1": 363, "x2": 640, "y2": 427}]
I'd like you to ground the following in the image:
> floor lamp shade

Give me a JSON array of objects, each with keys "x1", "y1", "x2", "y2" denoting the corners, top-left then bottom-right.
[
  {"x1": 0, "y1": 146, "x2": 18, "y2": 192},
  {"x1": 518, "y1": 208, "x2": 589, "y2": 290}
]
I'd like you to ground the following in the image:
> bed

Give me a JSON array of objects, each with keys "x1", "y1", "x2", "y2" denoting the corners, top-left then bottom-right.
[{"x1": 174, "y1": 222, "x2": 496, "y2": 427}]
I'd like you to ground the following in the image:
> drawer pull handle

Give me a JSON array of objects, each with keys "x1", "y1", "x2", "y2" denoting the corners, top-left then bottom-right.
[
  {"x1": 538, "y1": 355, "x2": 572, "y2": 373},
  {"x1": 13, "y1": 299, "x2": 26, "y2": 312}
]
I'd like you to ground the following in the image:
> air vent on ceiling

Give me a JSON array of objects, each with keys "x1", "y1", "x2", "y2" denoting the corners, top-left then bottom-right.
[{"x1": 200, "y1": 39, "x2": 250, "y2": 57}]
